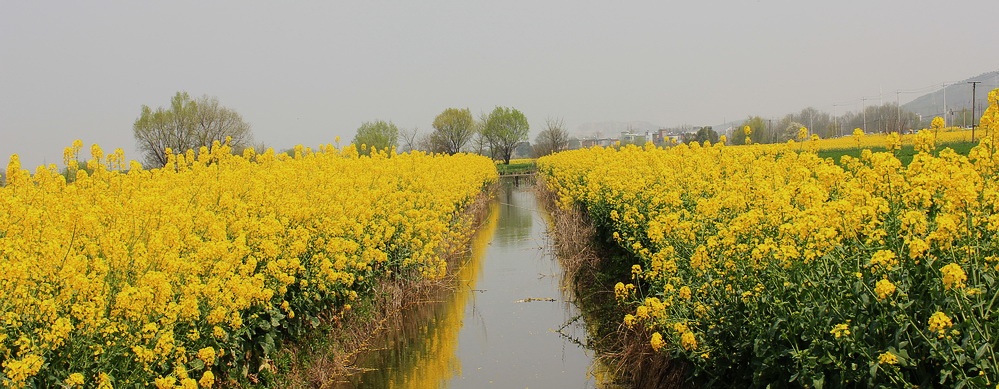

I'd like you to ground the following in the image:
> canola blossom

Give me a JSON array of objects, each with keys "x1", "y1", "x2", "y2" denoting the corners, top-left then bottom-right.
[
  {"x1": 0, "y1": 142, "x2": 496, "y2": 388},
  {"x1": 538, "y1": 89, "x2": 999, "y2": 387},
  {"x1": 782, "y1": 126, "x2": 979, "y2": 152}
]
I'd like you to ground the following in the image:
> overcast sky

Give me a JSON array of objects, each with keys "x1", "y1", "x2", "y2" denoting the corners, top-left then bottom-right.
[{"x1": 3, "y1": 1, "x2": 998, "y2": 169}]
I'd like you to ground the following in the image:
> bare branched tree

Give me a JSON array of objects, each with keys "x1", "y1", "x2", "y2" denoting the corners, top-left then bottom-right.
[
  {"x1": 470, "y1": 112, "x2": 491, "y2": 156},
  {"x1": 133, "y1": 92, "x2": 252, "y2": 167},
  {"x1": 533, "y1": 117, "x2": 569, "y2": 158},
  {"x1": 398, "y1": 127, "x2": 420, "y2": 153}
]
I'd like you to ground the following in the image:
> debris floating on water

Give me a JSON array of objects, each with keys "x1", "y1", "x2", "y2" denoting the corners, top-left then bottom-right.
[{"x1": 514, "y1": 298, "x2": 557, "y2": 303}]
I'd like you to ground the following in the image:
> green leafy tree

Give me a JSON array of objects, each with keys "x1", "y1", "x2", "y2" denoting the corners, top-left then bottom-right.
[
  {"x1": 692, "y1": 126, "x2": 719, "y2": 145},
  {"x1": 133, "y1": 92, "x2": 252, "y2": 167},
  {"x1": 352, "y1": 120, "x2": 399, "y2": 155},
  {"x1": 952, "y1": 108, "x2": 975, "y2": 128},
  {"x1": 734, "y1": 116, "x2": 766, "y2": 145},
  {"x1": 483, "y1": 106, "x2": 530, "y2": 164},
  {"x1": 431, "y1": 108, "x2": 475, "y2": 155}
]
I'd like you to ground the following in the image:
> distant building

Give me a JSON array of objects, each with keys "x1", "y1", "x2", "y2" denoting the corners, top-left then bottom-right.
[
  {"x1": 619, "y1": 131, "x2": 646, "y2": 145},
  {"x1": 652, "y1": 129, "x2": 670, "y2": 145},
  {"x1": 652, "y1": 128, "x2": 691, "y2": 145},
  {"x1": 576, "y1": 137, "x2": 616, "y2": 149}
]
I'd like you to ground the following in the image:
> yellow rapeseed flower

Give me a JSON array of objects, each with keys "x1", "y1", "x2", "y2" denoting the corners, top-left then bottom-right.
[
  {"x1": 199, "y1": 371, "x2": 215, "y2": 388},
  {"x1": 870, "y1": 250, "x2": 898, "y2": 271},
  {"x1": 1, "y1": 139, "x2": 497, "y2": 386},
  {"x1": 886, "y1": 132, "x2": 902, "y2": 151},
  {"x1": 875, "y1": 279, "x2": 897, "y2": 300},
  {"x1": 940, "y1": 263, "x2": 967, "y2": 290},
  {"x1": 928, "y1": 311, "x2": 953, "y2": 336},
  {"x1": 650, "y1": 332, "x2": 666, "y2": 351},
  {"x1": 614, "y1": 282, "x2": 628, "y2": 300},
  {"x1": 635, "y1": 305, "x2": 650, "y2": 320},
  {"x1": 65, "y1": 372, "x2": 85, "y2": 386},
  {"x1": 197, "y1": 347, "x2": 217, "y2": 366},
  {"x1": 534, "y1": 93, "x2": 999, "y2": 385},
  {"x1": 830, "y1": 322, "x2": 851, "y2": 338},
  {"x1": 96, "y1": 373, "x2": 112, "y2": 389},
  {"x1": 681, "y1": 331, "x2": 698, "y2": 351},
  {"x1": 878, "y1": 351, "x2": 899, "y2": 365},
  {"x1": 154, "y1": 376, "x2": 176, "y2": 389},
  {"x1": 180, "y1": 378, "x2": 198, "y2": 389},
  {"x1": 678, "y1": 286, "x2": 692, "y2": 300},
  {"x1": 623, "y1": 314, "x2": 637, "y2": 327}
]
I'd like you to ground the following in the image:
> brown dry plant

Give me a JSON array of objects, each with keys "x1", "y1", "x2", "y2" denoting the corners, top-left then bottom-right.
[
  {"x1": 260, "y1": 189, "x2": 495, "y2": 388},
  {"x1": 535, "y1": 178, "x2": 689, "y2": 389}
]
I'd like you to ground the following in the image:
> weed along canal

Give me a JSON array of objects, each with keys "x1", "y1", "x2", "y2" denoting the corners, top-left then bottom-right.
[{"x1": 340, "y1": 178, "x2": 603, "y2": 388}]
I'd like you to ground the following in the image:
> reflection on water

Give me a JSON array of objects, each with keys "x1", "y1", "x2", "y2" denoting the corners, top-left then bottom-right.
[{"x1": 343, "y1": 179, "x2": 601, "y2": 388}]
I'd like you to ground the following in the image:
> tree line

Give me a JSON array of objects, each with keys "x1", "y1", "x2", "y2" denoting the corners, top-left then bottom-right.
[
  {"x1": 134, "y1": 92, "x2": 570, "y2": 168},
  {"x1": 730, "y1": 102, "x2": 924, "y2": 145},
  {"x1": 355, "y1": 107, "x2": 569, "y2": 164}
]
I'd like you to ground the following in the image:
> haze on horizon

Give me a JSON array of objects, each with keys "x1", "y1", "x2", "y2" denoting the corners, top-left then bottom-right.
[{"x1": 2, "y1": 1, "x2": 998, "y2": 169}]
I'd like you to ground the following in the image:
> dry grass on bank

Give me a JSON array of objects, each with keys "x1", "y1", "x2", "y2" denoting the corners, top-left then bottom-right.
[
  {"x1": 267, "y1": 190, "x2": 496, "y2": 388},
  {"x1": 534, "y1": 180, "x2": 688, "y2": 389},
  {"x1": 533, "y1": 181, "x2": 597, "y2": 287}
]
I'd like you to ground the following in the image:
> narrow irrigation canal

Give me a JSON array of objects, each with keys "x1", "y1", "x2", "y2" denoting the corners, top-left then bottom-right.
[{"x1": 339, "y1": 178, "x2": 605, "y2": 388}]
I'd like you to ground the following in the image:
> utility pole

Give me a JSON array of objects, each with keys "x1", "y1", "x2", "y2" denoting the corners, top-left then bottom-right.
[
  {"x1": 833, "y1": 104, "x2": 841, "y2": 137},
  {"x1": 896, "y1": 91, "x2": 902, "y2": 133},
  {"x1": 861, "y1": 97, "x2": 868, "y2": 133},
  {"x1": 942, "y1": 83, "x2": 948, "y2": 127},
  {"x1": 970, "y1": 81, "x2": 981, "y2": 140}
]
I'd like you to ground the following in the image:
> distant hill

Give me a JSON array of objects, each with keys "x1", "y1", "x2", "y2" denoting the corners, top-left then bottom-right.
[{"x1": 902, "y1": 71, "x2": 999, "y2": 119}]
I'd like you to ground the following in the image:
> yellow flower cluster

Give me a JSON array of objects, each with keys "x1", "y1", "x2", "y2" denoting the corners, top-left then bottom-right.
[
  {"x1": 830, "y1": 323, "x2": 851, "y2": 339},
  {"x1": 613, "y1": 282, "x2": 635, "y2": 301},
  {"x1": 870, "y1": 250, "x2": 899, "y2": 271},
  {"x1": 650, "y1": 332, "x2": 666, "y2": 351},
  {"x1": 928, "y1": 311, "x2": 953, "y2": 335},
  {"x1": 939, "y1": 263, "x2": 967, "y2": 290},
  {"x1": 874, "y1": 279, "x2": 897, "y2": 300},
  {"x1": 808, "y1": 127, "x2": 977, "y2": 151},
  {"x1": 878, "y1": 351, "x2": 899, "y2": 365},
  {"x1": 539, "y1": 92, "x2": 999, "y2": 385},
  {"x1": 0, "y1": 142, "x2": 496, "y2": 387}
]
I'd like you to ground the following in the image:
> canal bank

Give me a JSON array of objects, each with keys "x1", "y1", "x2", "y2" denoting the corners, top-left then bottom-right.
[{"x1": 340, "y1": 178, "x2": 605, "y2": 388}]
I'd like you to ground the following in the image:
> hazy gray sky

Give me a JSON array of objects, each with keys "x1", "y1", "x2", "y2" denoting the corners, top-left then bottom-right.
[{"x1": 3, "y1": 1, "x2": 998, "y2": 169}]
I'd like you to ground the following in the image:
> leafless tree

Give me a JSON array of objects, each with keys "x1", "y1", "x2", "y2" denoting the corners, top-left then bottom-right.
[
  {"x1": 133, "y1": 92, "x2": 252, "y2": 167},
  {"x1": 533, "y1": 117, "x2": 570, "y2": 157},
  {"x1": 398, "y1": 127, "x2": 421, "y2": 153}
]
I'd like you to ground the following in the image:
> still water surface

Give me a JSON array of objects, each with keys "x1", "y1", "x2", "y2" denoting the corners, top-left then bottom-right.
[{"x1": 342, "y1": 180, "x2": 601, "y2": 388}]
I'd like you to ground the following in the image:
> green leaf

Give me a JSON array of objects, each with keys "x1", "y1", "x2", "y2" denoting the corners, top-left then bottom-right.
[
  {"x1": 262, "y1": 333, "x2": 276, "y2": 355},
  {"x1": 975, "y1": 342, "x2": 991, "y2": 359},
  {"x1": 812, "y1": 374, "x2": 825, "y2": 389}
]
